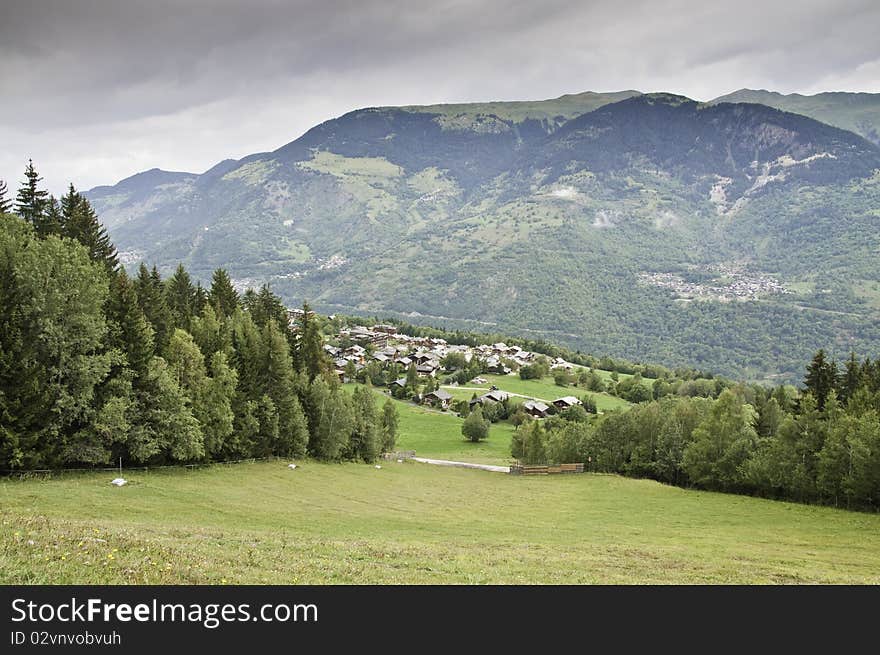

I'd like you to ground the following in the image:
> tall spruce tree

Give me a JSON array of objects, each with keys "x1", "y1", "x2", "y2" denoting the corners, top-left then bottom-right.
[
  {"x1": 839, "y1": 352, "x2": 863, "y2": 405},
  {"x1": 105, "y1": 269, "x2": 155, "y2": 376},
  {"x1": 59, "y1": 185, "x2": 118, "y2": 271},
  {"x1": 207, "y1": 268, "x2": 240, "y2": 318},
  {"x1": 0, "y1": 179, "x2": 13, "y2": 213},
  {"x1": 292, "y1": 302, "x2": 327, "y2": 381},
  {"x1": 134, "y1": 264, "x2": 174, "y2": 355},
  {"x1": 165, "y1": 264, "x2": 198, "y2": 332},
  {"x1": 804, "y1": 349, "x2": 838, "y2": 411},
  {"x1": 15, "y1": 159, "x2": 49, "y2": 226}
]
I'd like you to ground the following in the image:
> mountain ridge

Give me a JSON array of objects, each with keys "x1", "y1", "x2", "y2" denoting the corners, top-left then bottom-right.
[{"x1": 84, "y1": 90, "x2": 880, "y2": 382}]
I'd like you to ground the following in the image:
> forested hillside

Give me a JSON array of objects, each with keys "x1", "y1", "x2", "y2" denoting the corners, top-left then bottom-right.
[{"x1": 83, "y1": 92, "x2": 880, "y2": 382}]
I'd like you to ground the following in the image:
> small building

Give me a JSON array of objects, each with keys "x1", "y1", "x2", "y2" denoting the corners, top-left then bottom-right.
[
  {"x1": 423, "y1": 389, "x2": 453, "y2": 409},
  {"x1": 390, "y1": 377, "x2": 408, "y2": 389},
  {"x1": 469, "y1": 390, "x2": 510, "y2": 408},
  {"x1": 522, "y1": 400, "x2": 550, "y2": 418},
  {"x1": 553, "y1": 396, "x2": 582, "y2": 409},
  {"x1": 417, "y1": 363, "x2": 439, "y2": 377}
]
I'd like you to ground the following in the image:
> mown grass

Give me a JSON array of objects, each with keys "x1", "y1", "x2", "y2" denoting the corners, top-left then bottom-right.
[
  {"x1": 2, "y1": 461, "x2": 879, "y2": 584},
  {"x1": 369, "y1": 388, "x2": 515, "y2": 464}
]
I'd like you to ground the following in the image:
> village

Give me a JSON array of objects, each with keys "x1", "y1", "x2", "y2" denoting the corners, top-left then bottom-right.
[
  {"x1": 638, "y1": 264, "x2": 790, "y2": 302},
  {"x1": 292, "y1": 312, "x2": 586, "y2": 419}
]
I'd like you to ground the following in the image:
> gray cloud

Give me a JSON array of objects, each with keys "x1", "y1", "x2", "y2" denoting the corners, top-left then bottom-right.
[{"x1": 1, "y1": 0, "x2": 878, "y2": 196}]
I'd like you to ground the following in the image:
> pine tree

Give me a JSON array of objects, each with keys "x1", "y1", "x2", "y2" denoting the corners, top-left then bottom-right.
[
  {"x1": 0, "y1": 179, "x2": 13, "y2": 214},
  {"x1": 134, "y1": 264, "x2": 174, "y2": 354},
  {"x1": 105, "y1": 269, "x2": 155, "y2": 376},
  {"x1": 839, "y1": 352, "x2": 863, "y2": 405},
  {"x1": 207, "y1": 268, "x2": 240, "y2": 318},
  {"x1": 59, "y1": 185, "x2": 118, "y2": 270},
  {"x1": 39, "y1": 196, "x2": 64, "y2": 237},
  {"x1": 261, "y1": 321, "x2": 308, "y2": 457},
  {"x1": 165, "y1": 264, "x2": 198, "y2": 331},
  {"x1": 292, "y1": 302, "x2": 327, "y2": 381},
  {"x1": 804, "y1": 349, "x2": 838, "y2": 411},
  {"x1": 15, "y1": 159, "x2": 49, "y2": 226}
]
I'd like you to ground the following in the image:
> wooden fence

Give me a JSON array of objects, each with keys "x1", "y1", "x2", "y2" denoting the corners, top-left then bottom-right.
[{"x1": 509, "y1": 462, "x2": 585, "y2": 476}]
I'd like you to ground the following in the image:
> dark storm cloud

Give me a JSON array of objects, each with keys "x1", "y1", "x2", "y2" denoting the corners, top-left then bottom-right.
[{"x1": 1, "y1": 0, "x2": 878, "y2": 194}]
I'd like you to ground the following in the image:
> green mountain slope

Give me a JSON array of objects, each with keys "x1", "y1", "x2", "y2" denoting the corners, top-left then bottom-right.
[
  {"x1": 710, "y1": 88, "x2": 880, "y2": 145},
  {"x1": 85, "y1": 92, "x2": 880, "y2": 382}
]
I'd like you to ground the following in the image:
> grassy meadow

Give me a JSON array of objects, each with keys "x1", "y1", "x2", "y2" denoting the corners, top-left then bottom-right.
[{"x1": 3, "y1": 461, "x2": 880, "y2": 584}]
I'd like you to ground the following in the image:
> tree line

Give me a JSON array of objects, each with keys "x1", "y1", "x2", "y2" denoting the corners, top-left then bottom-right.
[
  {"x1": 0, "y1": 162, "x2": 398, "y2": 470},
  {"x1": 511, "y1": 348, "x2": 880, "y2": 511}
]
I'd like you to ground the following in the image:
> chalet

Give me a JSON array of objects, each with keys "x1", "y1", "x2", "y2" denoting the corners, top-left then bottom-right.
[
  {"x1": 485, "y1": 356, "x2": 511, "y2": 375},
  {"x1": 372, "y1": 352, "x2": 390, "y2": 363},
  {"x1": 416, "y1": 363, "x2": 439, "y2": 377},
  {"x1": 552, "y1": 396, "x2": 582, "y2": 409},
  {"x1": 373, "y1": 324, "x2": 398, "y2": 335},
  {"x1": 333, "y1": 357, "x2": 350, "y2": 370},
  {"x1": 423, "y1": 389, "x2": 453, "y2": 409},
  {"x1": 522, "y1": 400, "x2": 550, "y2": 418},
  {"x1": 390, "y1": 377, "x2": 408, "y2": 389},
  {"x1": 412, "y1": 353, "x2": 434, "y2": 365},
  {"x1": 323, "y1": 344, "x2": 342, "y2": 357},
  {"x1": 469, "y1": 390, "x2": 510, "y2": 408},
  {"x1": 395, "y1": 356, "x2": 413, "y2": 367}
]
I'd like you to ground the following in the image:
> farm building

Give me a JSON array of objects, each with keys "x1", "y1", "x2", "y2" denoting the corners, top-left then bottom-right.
[
  {"x1": 522, "y1": 400, "x2": 550, "y2": 418},
  {"x1": 423, "y1": 389, "x2": 453, "y2": 409},
  {"x1": 469, "y1": 390, "x2": 510, "y2": 408},
  {"x1": 552, "y1": 396, "x2": 582, "y2": 409}
]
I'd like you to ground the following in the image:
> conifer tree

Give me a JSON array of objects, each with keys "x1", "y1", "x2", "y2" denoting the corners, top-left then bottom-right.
[
  {"x1": 59, "y1": 185, "x2": 118, "y2": 270},
  {"x1": 0, "y1": 179, "x2": 11, "y2": 213},
  {"x1": 38, "y1": 196, "x2": 64, "y2": 237},
  {"x1": 292, "y1": 302, "x2": 327, "y2": 381},
  {"x1": 261, "y1": 320, "x2": 308, "y2": 457},
  {"x1": 165, "y1": 264, "x2": 198, "y2": 331},
  {"x1": 134, "y1": 264, "x2": 174, "y2": 354},
  {"x1": 839, "y1": 352, "x2": 863, "y2": 405},
  {"x1": 207, "y1": 268, "x2": 240, "y2": 318},
  {"x1": 804, "y1": 349, "x2": 838, "y2": 411},
  {"x1": 15, "y1": 160, "x2": 49, "y2": 226},
  {"x1": 105, "y1": 268, "x2": 155, "y2": 376}
]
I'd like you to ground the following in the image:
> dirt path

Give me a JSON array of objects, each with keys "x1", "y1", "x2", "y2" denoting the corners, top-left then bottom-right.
[{"x1": 411, "y1": 457, "x2": 510, "y2": 473}]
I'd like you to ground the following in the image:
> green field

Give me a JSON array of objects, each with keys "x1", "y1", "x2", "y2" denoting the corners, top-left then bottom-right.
[
  {"x1": 3, "y1": 461, "x2": 879, "y2": 584},
  {"x1": 372, "y1": 389, "x2": 515, "y2": 465}
]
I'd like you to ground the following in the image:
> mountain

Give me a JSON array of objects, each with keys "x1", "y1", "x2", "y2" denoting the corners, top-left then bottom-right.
[
  {"x1": 710, "y1": 89, "x2": 880, "y2": 145},
  {"x1": 85, "y1": 92, "x2": 880, "y2": 382}
]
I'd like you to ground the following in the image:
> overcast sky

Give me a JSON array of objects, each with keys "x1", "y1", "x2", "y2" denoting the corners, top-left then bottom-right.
[{"x1": 2, "y1": 0, "x2": 878, "y2": 196}]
